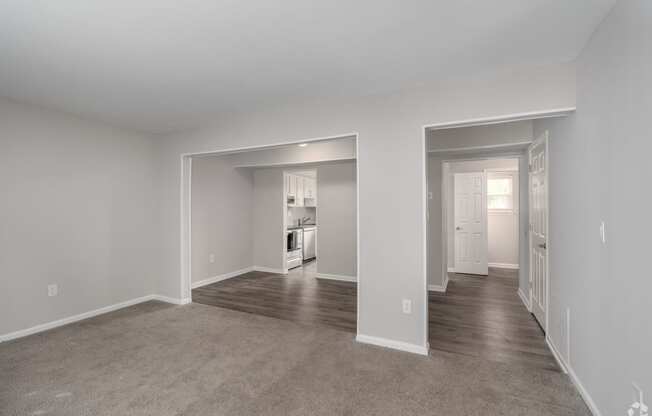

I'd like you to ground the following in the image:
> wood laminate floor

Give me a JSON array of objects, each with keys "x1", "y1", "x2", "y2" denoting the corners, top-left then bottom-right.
[
  {"x1": 194, "y1": 264, "x2": 558, "y2": 371},
  {"x1": 429, "y1": 267, "x2": 559, "y2": 371},
  {"x1": 192, "y1": 261, "x2": 357, "y2": 333}
]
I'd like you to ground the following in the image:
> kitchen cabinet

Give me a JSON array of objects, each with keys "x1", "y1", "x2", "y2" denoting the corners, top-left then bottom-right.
[
  {"x1": 285, "y1": 173, "x2": 316, "y2": 207},
  {"x1": 296, "y1": 176, "x2": 304, "y2": 206},
  {"x1": 303, "y1": 178, "x2": 317, "y2": 206}
]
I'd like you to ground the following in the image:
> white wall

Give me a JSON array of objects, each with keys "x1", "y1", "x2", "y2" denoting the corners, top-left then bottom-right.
[
  {"x1": 316, "y1": 161, "x2": 357, "y2": 278},
  {"x1": 427, "y1": 120, "x2": 533, "y2": 151},
  {"x1": 531, "y1": 2, "x2": 651, "y2": 414},
  {"x1": 0, "y1": 98, "x2": 156, "y2": 336},
  {"x1": 157, "y1": 64, "x2": 576, "y2": 350},
  {"x1": 191, "y1": 155, "x2": 253, "y2": 284},
  {"x1": 252, "y1": 168, "x2": 285, "y2": 271},
  {"x1": 228, "y1": 136, "x2": 355, "y2": 167}
]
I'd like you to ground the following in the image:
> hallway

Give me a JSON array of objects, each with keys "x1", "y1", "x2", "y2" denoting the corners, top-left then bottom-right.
[{"x1": 428, "y1": 268, "x2": 559, "y2": 371}]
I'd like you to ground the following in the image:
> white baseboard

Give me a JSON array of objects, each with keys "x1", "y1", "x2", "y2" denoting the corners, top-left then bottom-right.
[
  {"x1": 488, "y1": 262, "x2": 519, "y2": 269},
  {"x1": 545, "y1": 336, "x2": 568, "y2": 374},
  {"x1": 517, "y1": 288, "x2": 531, "y2": 311},
  {"x1": 253, "y1": 266, "x2": 285, "y2": 274},
  {"x1": 546, "y1": 336, "x2": 601, "y2": 416},
  {"x1": 428, "y1": 274, "x2": 449, "y2": 293},
  {"x1": 447, "y1": 267, "x2": 455, "y2": 273},
  {"x1": 191, "y1": 266, "x2": 254, "y2": 289},
  {"x1": 0, "y1": 294, "x2": 189, "y2": 343},
  {"x1": 151, "y1": 295, "x2": 191, "y2": 305},
  {"x1": 316, "y1": 273, "x2": 357, "y2": 283},
  {"x1": 356, "y1": 334, "x2": 429, "y2": 356}
]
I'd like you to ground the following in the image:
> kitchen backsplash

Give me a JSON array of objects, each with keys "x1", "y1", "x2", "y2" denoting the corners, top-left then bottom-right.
[{"x1": 287, "y1": 206, "x2": 317, "y2": 226}]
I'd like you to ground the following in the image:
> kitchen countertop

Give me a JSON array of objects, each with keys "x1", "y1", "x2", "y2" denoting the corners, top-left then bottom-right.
[{"x1": 287, "y1": 224, "x2": 317, "y2": 230}]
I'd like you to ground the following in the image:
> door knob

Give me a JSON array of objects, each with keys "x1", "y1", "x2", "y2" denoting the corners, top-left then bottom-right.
[
  {"x1": 538, "y1": 243, "x2": 547, "y2": 249},
  {"x1": 456, "y1": 226, "x2": 462, "y2": 231}
]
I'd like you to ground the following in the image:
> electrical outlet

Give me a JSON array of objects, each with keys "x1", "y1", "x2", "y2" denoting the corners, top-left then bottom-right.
[
  {"x1": 48, "y1": 284, "x2": 58, "y2": 297},
  {"x1": 209, "y1": 253, "x2": 215, "y2": 263},
  {"x1": 402, "y1": 299, "x2": 412, "y2": 314}
]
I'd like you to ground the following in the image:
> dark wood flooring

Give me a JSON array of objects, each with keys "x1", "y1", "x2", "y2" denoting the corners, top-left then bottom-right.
[
  {"x1": 429, "y1": 268, "x2": 559, "y2": 371},
  {"x1": 193, "y1": 264, "x2": 558, "y2": 371},
  {"x1": 192, "y1": 261, "x2": 357, "y2": 333}
]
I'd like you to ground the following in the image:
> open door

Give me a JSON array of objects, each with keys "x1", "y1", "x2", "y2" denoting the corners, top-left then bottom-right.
[
  {"x1": 454, "y1": 172, "x2": 488, "y2": 275},
  {"x1": 528, "y1": 131, "x2": 548, "y2": 331}
]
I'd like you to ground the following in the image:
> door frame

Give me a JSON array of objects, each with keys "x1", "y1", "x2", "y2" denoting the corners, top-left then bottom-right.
[
  {"x1": 180, "y1": 133, "x2": 360, "y2": 314},
  {"x1": 446, "y1": 159, "x2": 518, "y2": 276},
  {"x1": 422, "y1": 108, "x2": 573, "y2": 348},
  {"x1": 528, "y1": 130, "x2": 550, "y2": 333}
]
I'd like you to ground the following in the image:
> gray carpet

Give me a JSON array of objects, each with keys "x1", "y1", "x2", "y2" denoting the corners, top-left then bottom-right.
[{"x1": 1, "y1": 301, "x2": 589, "y2": 415}]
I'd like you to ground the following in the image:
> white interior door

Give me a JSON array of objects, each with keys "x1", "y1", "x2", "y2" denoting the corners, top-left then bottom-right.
[
  {"x1": 529, "y1": 132, "x2": 548, "y2": 330},
  {"x1": 454, "y1": 172, "x2": 488, "y2": 275}
]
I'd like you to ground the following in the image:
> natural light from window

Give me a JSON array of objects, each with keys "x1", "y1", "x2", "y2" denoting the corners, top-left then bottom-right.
[{"x1": 487, "y1": 176, "x2": 513, "y2": 210}]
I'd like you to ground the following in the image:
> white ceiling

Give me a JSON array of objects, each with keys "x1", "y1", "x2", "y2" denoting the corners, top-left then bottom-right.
[{"x1": 0, "y1": 0, "x2": 616, "y2": 133}]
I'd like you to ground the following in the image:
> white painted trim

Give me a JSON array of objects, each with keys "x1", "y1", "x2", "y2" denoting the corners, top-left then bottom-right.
[
  {"x1": 356, "y1": 334, "x2": 429, "y2": 356},
  {"x1": 181, "y1": 132, "x2": 359, "y2": 158},
  {"x1": 545, "y1": 336, "x2": 568, "y2": 374},
  {"x1": 428, "y1": 284, "x2": 446, "y2": 293},
  {"x1": 191, "y1": 267, "x2": 255, "y2": 289},
  {"x1": 355, "y1": 134, "x2": 361, "y2": 343},
  {"x1": 545, "y1": 336, "x2": 602, "y2": 416},
  {"x1": 232, "y1": 156, "x2": 355, "y2": 169},
  {"x1": 151, "y1": 295, "x2": 192, "y2": 305},
  {"x1": 0, "y1": 294, "x2": 188, "y2": 343},
  {"x1": 566, "y1": 360, "x2": 602, "y2": 416},
  {"x1": 421, "y1": 124, "x2": 430, "y2": 350},
  {"x1": 253, "y1": 266, "x2": 286, "y2": 274},
  {"x1": 424, "y1": 108, "x2": 576, "y2": 131},
  {"x1": 447, "y1": 267, "x2": 455, "y2": 273},
  {"x1": 428, "y1": 273, "x2": 449, "y2": 293},
  {"x1": 488, "y1": 262, "x2": 519, "y2": 269},
  {"x1": 316, "y1": 273, "x2": 357, "y2": 283},
  {"x1": 428, "y1": 141, "x2": 532, "y2": 154},
  {"x1": 422, "y1": 109, "x2": 574, "y2": 360},
  {"x1": 517, "y1": 288, "x2": 531, "y2": 311}
]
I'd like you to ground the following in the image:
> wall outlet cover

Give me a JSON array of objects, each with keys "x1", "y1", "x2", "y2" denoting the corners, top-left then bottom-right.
[
  {"x1": 48, "y1": 284, "x2": 58, "y2": 297},
  {"x1": 402, "y1": 299, "x2": 412, "y2": 314}
]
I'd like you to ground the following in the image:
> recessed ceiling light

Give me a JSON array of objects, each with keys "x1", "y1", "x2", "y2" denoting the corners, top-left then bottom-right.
[{"x1": 298, "y1": 143, "x2": 308, "y2": 147}]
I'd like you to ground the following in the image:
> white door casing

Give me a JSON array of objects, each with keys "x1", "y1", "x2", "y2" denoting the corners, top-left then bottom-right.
[
  {"x1": 528, "y1": 131, "x2": 548, "y2": 330},
  {"x1": 454, "y1": 172, "x2": 488, "y2": 275}
]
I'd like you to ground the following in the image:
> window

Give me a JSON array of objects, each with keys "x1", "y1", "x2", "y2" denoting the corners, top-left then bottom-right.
[{"x1": 487, "y1": 175, "x2": 513, "y2": 211}]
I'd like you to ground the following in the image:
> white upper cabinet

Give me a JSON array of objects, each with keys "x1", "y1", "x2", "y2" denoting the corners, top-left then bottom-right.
[
  {"x1": 286, "y1": 173, "x2": 295, "y2": 197},
  {"x1": 296, "y1": 175, "x2": 304, "y2": 207},
  {"x1": 303, "y1": 178, "x2": 317, "y2": 206},
  {"x1": 285, "y1": 173, "x2": 317, "y2": 207}
]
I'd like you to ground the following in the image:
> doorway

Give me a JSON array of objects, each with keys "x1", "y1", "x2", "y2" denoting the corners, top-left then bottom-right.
[
  {"x1": 180, "y1": 134, "x2": 360, "y2": 333},
  {"x1": 423, "y1": 113, "x2": 563, "y2": 370}
]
